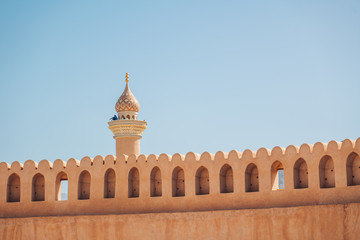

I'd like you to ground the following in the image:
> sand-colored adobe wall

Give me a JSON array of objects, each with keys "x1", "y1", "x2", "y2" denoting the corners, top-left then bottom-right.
[
  {"x1": 1, "y1": 202, "x2": 360, "y2": 240},
  {"x1": 0, "y1": 138, "x2": 360, "y2": 218}
]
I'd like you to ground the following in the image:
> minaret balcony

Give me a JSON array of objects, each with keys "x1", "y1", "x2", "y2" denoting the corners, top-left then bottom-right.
[{"x1": 108, "y1": 119, "x2": 147, "y2": 139}]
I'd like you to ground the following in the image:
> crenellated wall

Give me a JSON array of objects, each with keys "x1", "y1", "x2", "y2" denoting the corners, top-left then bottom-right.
[{"x1": 1, "y1": 138, "x2": 360, "y2": 218}]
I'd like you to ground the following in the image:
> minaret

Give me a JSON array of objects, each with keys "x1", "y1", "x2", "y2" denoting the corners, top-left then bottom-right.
[{"x1": 108, "y1": 73, "x2": 147, "y2": 156}]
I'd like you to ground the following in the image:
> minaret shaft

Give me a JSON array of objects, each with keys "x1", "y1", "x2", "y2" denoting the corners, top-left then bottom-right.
[{"x1": 116, "y1": 137, "x2": 140, "y2": 156}]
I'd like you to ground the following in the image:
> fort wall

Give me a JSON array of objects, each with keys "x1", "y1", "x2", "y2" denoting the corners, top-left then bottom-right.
[
  {"x1": 0, "y1": 138, "x2": 360, "y2": 218},
  {"x1": 1, "y1": 203, "x2": 360, "y2": 240}
]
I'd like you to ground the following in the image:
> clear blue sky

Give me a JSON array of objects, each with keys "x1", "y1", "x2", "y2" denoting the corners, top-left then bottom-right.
[{"x1": 0, "y1": 1, "x2": 359, "y2": 164}]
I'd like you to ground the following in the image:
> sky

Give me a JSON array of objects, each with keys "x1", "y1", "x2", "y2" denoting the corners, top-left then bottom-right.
[{"x1": 0, "y1": 1, "x2": 359, "y2": 165}]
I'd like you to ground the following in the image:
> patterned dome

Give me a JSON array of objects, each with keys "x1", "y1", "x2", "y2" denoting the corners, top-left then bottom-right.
[{"x1": 115, "y1": 74, "x2": 140, "y2": 113}]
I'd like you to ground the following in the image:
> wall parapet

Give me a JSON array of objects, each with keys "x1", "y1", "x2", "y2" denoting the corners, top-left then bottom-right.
[{"x1": 0, "y1": 137, "x2": 360, "y2": 218}]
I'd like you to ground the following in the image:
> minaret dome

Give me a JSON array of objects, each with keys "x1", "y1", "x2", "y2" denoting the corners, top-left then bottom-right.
[{"x1": 115, "y1": 73, "x2": 140, "y2": 120}]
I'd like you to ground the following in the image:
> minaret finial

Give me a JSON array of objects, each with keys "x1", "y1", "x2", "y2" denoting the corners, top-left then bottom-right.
[{"x1": 125, "y1": 73, "x2": 129, "y2": 83}]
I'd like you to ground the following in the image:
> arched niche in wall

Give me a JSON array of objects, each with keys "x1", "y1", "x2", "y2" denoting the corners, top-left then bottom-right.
[
  {"x1": 150, "y1": 167, "x2": 162, "y2": 197},
  {"x1": 172, "y1": 167, "x2": 185, "y2": 197},
  {"x1": 78, "y1": 170, "x2": 91, "y2": 200},
  {"x1": 32, "y1": 173, "x2": 45, "y2": 201},
  {"x1": 346, "y1": 152, "x2": 360, "y2": 186},
  {"x1": 104, "y1": 168, "x2": 116, "y2": 198},
  {"x1": 128, "y1": 167, "x2": 139, "y2": 198},
  {"x1": 271, "y1": 161, "x2": 284, "y2": 190},
  {"x1": 195, "y1": 166, "x2": 209, "y2": 195},
  {"x1": 319, "y1": 155, "x2": 335, "y2": 188},
  {"x1": 245, "y1": 163, "x2": 259, "y2": 192},
  {"x1": 55, "y1": 172, "x2": 68, "y2": 201},
  {"x1": 219, "y1": 164, "x2": 233, "y2": 193},
  {"x1": 293, "y1": 158, "x2": 308, "y2": 189},
  {"x1": 7, "y1": 173, "x2": 20, "y2": 202}
]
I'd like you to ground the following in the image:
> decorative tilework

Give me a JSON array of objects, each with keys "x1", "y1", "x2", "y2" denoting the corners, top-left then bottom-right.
[{"x1": 115, "y1": 83, "x2": 140, "y2": 112}]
